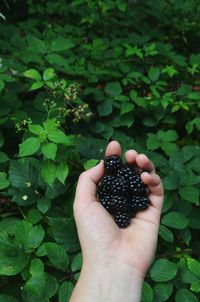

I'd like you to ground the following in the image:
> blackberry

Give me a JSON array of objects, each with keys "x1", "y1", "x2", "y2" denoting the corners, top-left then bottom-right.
[
  {"x1": 97, "y1": 185, "x2": 108, "y2": 198},
  {"x1": 104, "y1": 155, "x2": 122, "y2": 174},
  {"x1": 111, "y1": 195, "x2": 128, "y2": 212},
  {"x1": 114, "y1": 212, "x2": 131, "y2": 228},
  {"x1": 111, "y1": 177, "x2": 129, "y2": 195},
  {"x1": 129, "y1": 174, "x2": 147, "y2": 196},
  {"x1": 131, "y1": 196, "x2": 150, "y2": 211},
  {"x1": 101, "y1": 195, "x2": 115, "y2": 213},
  {"x1": 117, "y1": 165, "x2": 137, "y2": 179}
]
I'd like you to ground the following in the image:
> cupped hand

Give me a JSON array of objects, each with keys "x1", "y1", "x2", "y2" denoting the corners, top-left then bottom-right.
[{"x1": 73, "y1": 141, "x2": 164, "y2": 278}]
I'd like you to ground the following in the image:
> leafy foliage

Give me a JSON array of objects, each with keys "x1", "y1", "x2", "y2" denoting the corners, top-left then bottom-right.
[{"x1": 0, "y1": 0, "x2": 200, "y2": 301}]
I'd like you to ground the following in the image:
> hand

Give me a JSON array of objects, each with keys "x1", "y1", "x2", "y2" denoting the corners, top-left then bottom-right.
[{"x1": 70, "y1": 141, "x2": 164, "y2": 302}]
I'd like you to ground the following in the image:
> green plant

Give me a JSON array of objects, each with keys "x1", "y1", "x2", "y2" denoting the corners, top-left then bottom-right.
[{"x1": 0, "y1": 0, "x2": 200, "y2": 301}]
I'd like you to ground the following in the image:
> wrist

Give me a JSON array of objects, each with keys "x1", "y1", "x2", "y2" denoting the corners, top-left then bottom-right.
[{"x1": 71, "y1": 259, "x2": 144, "y2": 302}]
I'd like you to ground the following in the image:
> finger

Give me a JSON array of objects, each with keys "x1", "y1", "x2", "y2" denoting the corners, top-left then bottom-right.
[
  {"x1": 105, "y1": 140, "x2": 122, "y2": 157},
  {"x1": 141, "y1": 172, "x2": 164, "y2": 212},
  {"x1": 125, "y1": 149, "x2": 138, "y2": 165},
  {"x1": 136, "y1": 154, "x2": 155, "y2": 173},
  {"x1": 141, "y1": 172, "x2": 164, "y2": 197},
  {"x1": 74, "y1": 161, "x2": 104, "y2": 209}
]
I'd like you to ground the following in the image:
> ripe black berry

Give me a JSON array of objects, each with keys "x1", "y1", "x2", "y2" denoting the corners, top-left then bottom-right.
[
  {"x1": 104, "y1": 155, "x2": 122, "y2": 174},
  {"x1": 97, "y1": 154, "x2": 150, "y2": 228},
  {"x1": 114, "y1": 212, "x2": 131, "y2": 228}
]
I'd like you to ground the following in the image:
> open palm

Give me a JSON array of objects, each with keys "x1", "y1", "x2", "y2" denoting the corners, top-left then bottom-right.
[{"x1": 74, "y1": 141, "x2": 164, "y2": 278}]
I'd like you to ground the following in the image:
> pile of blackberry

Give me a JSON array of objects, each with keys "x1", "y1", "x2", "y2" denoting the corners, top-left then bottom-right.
[{"x1": 97, "y1": 155, "x2": 150, "y2": 228}]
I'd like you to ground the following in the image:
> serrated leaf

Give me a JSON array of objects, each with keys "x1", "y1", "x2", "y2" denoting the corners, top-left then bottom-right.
[
  {"x1": 59, "y1": 281, "x2": 74, "y2": 302},
  {"x1": 120, "y1": 102, "x2": 134, "y2": 114},
  {"x1": 56, "y1": 162, "x2": 69, "y2": 184},
  {"x1": 23, "y1": 69, "x2": 41, "y2": 81},
  {"x1": 175, "y1": 289, "x2": 198, "y2": 302},
  {"x1": 162, "y1": 212, "x2": 189, "y2": 229},
  {"x1": 179, "y1": 186, "x2": 199, "y2": 205},
  {"x1": 41, "y1": 143, "x2": 57, "y2": 160},
  {"x1": 43, "y1": 68, "x2": 56, "y2": 81},
  {"x1": 19, "y1": 137, "x2": 41, "y2": 157},
  {"x1": 150, "y1": 259, "x2": 177, "y2": 282},
  {"x1": 41, "y1": 161, "x2": 56, "y2": 187},
  {"x1": 27, "y1": 35, "x2": 46, "y2": 54},
  {"x1": 28, "y1": 225, "x2": 45, "y2": 249},
  {"x1": 45, "y1": 242, "x2": 69, "y2": 271},
  {"x1": 48, "y1": 130, "x2": 73, "y2": 145}
]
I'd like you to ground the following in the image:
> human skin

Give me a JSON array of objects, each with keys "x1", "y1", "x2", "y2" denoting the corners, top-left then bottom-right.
[{"x1": 69, "y1": 141, "x2": 164, "y2": 302}]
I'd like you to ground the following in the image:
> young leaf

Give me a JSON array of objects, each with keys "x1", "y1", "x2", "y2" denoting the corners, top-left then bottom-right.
[
  {"x1": 19, "y1": 137, "x2": 41, "y2": 157},
  {"x1": 48, "y1": 130, "x2": 73, "y2": 145},
  {"x1": 41, "y1": 143, "x2": 57, "y2": 160},
  {"x1": 43, "y1": 68, "x2": 56, "y2": 81},
  {"x1": 56, "y1": 162, "x2": 69, "y2": 184},
  {"x1": 23, "y1": 69, "x2": 41, "y2": 81}
]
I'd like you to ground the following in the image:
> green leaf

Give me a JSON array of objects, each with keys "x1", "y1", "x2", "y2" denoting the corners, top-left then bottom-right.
[
  {"x1": 59, "y1": 281, "x2": 74, "y2": 302},
  {"x1": 175, "y1": 289, "x2": 198, "y2": 302},
  {"x1": 71, "y1": 253, "x2": 82, "y2": 272},
  {"x1": 98, "y1": 99, "x2": 113, "y2": 116},
  {"x1": 23, "y1": 69, "x2": 41, "y2": 81},
  {"x1": 162, "y1": 212, "x2": 189, "y2": 229},
  {"x1": 30, "y1": 258, "x2": 44, "y2": 276},
  {"x1": 191, "y1": 280, "x2": 200, "y2": 293},
  {"x1": 27, "y1": 35, "x2": 46, "y2": 54},
  {"x1": 0, "y1": 295, "x2": 18, "y2": 302},
  {"x1": 56, "y1": 162, "x2": 69, "y2": 184},
  {"x1": 179, "y1": 186, "x2": 199, "y2": 205},
  {"x1": 153, "y1": 283, "x2": 173, "y2": 301},
  {"x1": 150, "y1": 259, "x2": 177, "y2": 282},
  {"x1": 51, "y1": 37, "x2": 74, "y2": 52},
  {"x1": 27, "y1": 209, "x2": 42, "y2": 224},
  {"x1": 37, "y1": 198, "x2": 51, "y2": 214},
  {"x1": 0, "y1": 254, "x2": 29, "y2": 276},
  {"x1": 147, "y1": 133, "x2": 160, "y2": 150},
  {"x1": 141, "y1": 282, "x2": 153, "y2": 302},
  {"x1": 0, "y1": 79, "x2": 5, "y2": 92},
  {"x1": 30, "y1": 81, "x2": 44, "y2": 91},
  {"x1": 48, "y1": 130, "x2": 73, "y2": 145},
  {"x1": 41, "y1": 161, "x2": 56, "y2": 187},
  {"x1": 0, "y1": 172, "x2": 10, "y2": 189},
  {"x1": 19, "y1": 137, "x2": 41, "y2": 157},
  {"x1": 159, "y1": 225, "x2": 174, "y2": 242},
  {"x1": 105, "y1": 82, "x2": 122, "y2": 97},
  {"x1": 157, "y1": 130, "x2": 178, "y2": 142},
  {"x1": 148, "y1": 67, "x2": 160, "y2": 82},
  {"x1": 28, "y1": 225, "x2": 45, "y2": 249},
  {"x1": 43, "y1": 68, "x2": 56, "y2": 81},
  {"x1": 28, "y1": 124, "x2": 44, "y2": 135},
  {"x1": 45, "y1": 242, "x2": 69, "y2": 271},
  {"x1": 25, "y1": 272, "x2": 58, "y2": 299},
  {"x1": 120, "y1": 102, "x2": 134, "y2": 114},
  {"x1": 187, "y1": 258, "x2": 200, "y2": 278},
  {"x1": 83, "y1": 159, "x2": 99, "y2": 170},
  {"x1": 41, "y1": 143, "x2": 57, "y2": 160}
]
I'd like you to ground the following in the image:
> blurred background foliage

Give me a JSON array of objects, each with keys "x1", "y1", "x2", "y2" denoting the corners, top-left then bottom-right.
[{"x1": 0, "y1": 0, "x2": 200, "y2": 301}]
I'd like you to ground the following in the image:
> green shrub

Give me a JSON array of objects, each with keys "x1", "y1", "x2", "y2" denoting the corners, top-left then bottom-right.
[{"x1": 0, "y1": 0, "x2": 200, "y2": 301}]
